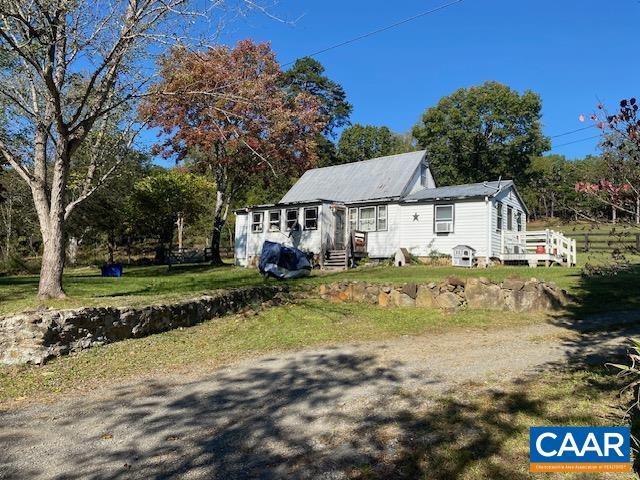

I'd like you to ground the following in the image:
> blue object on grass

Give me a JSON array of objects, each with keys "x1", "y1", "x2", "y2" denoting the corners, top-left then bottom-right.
[
  {"x1": 259, "y1": 241, "x2": 311, "y2": 279},
  {"x1": 101, "y1": 263, "x2": 123, "y2": 277}
]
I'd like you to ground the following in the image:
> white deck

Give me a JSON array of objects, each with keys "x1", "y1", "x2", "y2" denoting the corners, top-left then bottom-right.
[{"x1": 500, "y1": 230, "x2": 577, "y2": 267}]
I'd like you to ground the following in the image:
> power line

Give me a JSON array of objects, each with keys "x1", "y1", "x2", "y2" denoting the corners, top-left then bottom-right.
[
  {"x1": 551, "y1": 134, "x2": 601, "y2": 149},
  {"x1": 281, "y1": 0, "x2": 464, "y2": 67},
  {"x1": 549, "y1": 124, "x2": 595, "y2": 138}
]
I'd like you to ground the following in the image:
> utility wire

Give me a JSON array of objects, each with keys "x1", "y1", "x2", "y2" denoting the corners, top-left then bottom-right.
[
  {"x1": 281, "y1": 0, "x2": 464, "y2": 66},
  {"x1": 551, "y1": 134, "x2": 601, "y2": 149},
  {"x1": 549, "y1": 125, "x2": 595, "y2": 138}
]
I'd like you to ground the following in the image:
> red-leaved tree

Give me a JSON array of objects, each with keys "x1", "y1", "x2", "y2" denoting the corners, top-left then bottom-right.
[
  {"x1": 576, "y1": 98, "x2": 640, "y2": 223},
  {"x1": 141, "y1": 40, "x2": 326, "y2": 264}
]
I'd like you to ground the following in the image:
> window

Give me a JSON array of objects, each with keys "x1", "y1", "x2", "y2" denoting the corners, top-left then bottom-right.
[
  {"x1": 268, "y1": 211, "x2": 281, "y2": 232},
  {"x1": 348, "y1": 208, "x2": 358, "y2": 232},
  {"x1": 420, "y1": 164, "x2": 428, "y2": 186},
  {"x1": 286, "y1": 209, "x2": 298, "y2": 231},
  {"x1": 507, "y1": 206, "x2": 513, "y2": 231},
  {"x1": 303, "y1": 207, "x2": 318, "y2": 230},
  {"x1": 251, "y1": 212, "x2": 264, "y2": 233},
  {"x1": 434, "y1": 205, "x2": 454, "y2": 233},
  {"x1": 496, "y1": 203, "x2": 503, "y2": 232},
  {"x1": 377, "y1": 205, "x2": 388, "y2": 231},
  {"x1": 516, "y1": 211, "x2": 523, "y2": 232},
  {"x1": 358, "y1": 206, "x2": 376, "y2": 232}
]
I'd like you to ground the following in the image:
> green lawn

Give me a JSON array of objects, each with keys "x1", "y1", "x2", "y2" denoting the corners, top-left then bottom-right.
[
  {"x1": 0, "y1": 299, "x2": 541, "y2": 406},
  {"x1": 1, "y1": 253, "x2": 639, "y2": 316}
]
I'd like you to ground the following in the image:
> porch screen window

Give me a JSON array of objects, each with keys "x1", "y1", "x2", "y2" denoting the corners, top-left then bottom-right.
[
  {"x1": 269, "y1": 211, "x2": 281, "y2": 231},
  {"x1": 304, "y1": 207, "x2": 318, "y2": 230},
  {"x1": 358, "y1": 206, "x2": 376, "y2": 232},
  {"x1": 507, "y1": 206, "x2": 513, "y2": 231},
  {"x1": 377, "y1": 205, "x2": 388, "y2": 231},
  {"x1": 496, "y1": 203, "x2": 503, "y2": 232},
  {"x1": 251, "y1": 212, "x2": 263, "y2": 233},
  {"x1": 516, "y1": 211, "x2": 523, "y2": 232},
  {"x1": 348, "y1": 208, "x2": 358, "y2": 231},
  {"x1": 286, "y1": 209, "x2": 298, "y2": 231},
  {"x1": 434, "y1": 205, "x2": 454, "y2": 233}
]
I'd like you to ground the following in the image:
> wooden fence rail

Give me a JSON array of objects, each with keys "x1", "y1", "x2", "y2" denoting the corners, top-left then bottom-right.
[{"x1": 572, "y1": 232, "x2": 640, "y2": 252}]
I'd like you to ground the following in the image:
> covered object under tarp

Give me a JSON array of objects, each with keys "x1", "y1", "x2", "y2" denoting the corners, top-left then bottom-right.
[{"x1": 259, "y1": 241, "x2": 312, "y2": 279}]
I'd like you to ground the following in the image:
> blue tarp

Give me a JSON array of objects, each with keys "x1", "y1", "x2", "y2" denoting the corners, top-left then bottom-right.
[
  {"x1": 101, "y1": 263, "x2": 123, "y2": 277},
  {"x1": 259, "y1": 241, "x2": 312, "y2": 279}
]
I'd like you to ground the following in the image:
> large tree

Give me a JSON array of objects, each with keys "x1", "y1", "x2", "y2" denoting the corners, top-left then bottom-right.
[
  {"x1": 337, "y1": 124, "x2": 413, "y2": 164},
  {"x1": 0, "y1": 0, "x2": 215, "y2": 298},
  {"x1": 141, "y1": 40, "x2": 326, "y2": 265},
  {"x1": 412, "y1": 81, "x2": 550, "y2": 185}
]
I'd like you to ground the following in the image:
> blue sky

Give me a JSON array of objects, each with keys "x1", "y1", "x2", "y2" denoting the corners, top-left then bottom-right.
[{"x1": 151, "y1": 0, "x2": 640, "y2": 164}]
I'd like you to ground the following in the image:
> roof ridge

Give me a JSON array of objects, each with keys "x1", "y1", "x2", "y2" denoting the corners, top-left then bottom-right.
[{"x1": 303, "y1": 149, "x2": 426, "y2": 173}]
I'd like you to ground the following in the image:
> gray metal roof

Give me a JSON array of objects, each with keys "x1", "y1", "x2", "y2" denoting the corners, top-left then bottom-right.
[
  {"x1": 279, "y1": 150, "x2": 427, "y2": 203},
  {"x1": 403, "y1": 180, "x2": 514, "y2": 202}
]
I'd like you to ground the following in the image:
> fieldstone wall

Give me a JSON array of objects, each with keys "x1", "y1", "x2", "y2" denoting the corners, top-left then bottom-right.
[
  {"x1": 0, "y1": 285, "x2": 289, "y2": 366},
  {"x1": 319, "y1": 277, "x2": 573, "y2": 312}
]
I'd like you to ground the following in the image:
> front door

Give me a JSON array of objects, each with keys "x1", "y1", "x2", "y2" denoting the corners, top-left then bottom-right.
[{"x1": 334, "y1": 208, "x2": 346, "y2": 250}]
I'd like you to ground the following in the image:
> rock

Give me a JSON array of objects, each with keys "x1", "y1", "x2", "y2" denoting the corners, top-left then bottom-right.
[
  {"x1": 415, "y1": 286, "x2": 437, "y2": 307},
  {"x1": 391, "y1": 290, "x2": 416, "y2": 307},
  {"x1": 319, "y1": 284, "x2": 328, "y2": 296},
  {"x1": 401, "y1": 283, "x2": 418, "y2": 299},
  {"x1": 351, "y1": 282, "x2": 367, "y2": 302},
  {"x1": 502, "y1": 277, "x2": 525, "y2": 291},
  {"x1": 381, "y1": 285, "x2": 392, "y2": 294},
  {"x1": 436, "y1": 292, "x2": 462, "y2": 309},
  {"x1": 378, "y1": 291, "x2": 391, "y2": 307},
  {"x1": 446, "y1": 276, "x2": 466, "y2": 287},
  {"x1": 465, "y1": 278, "x2": 504, "y2": 310}
]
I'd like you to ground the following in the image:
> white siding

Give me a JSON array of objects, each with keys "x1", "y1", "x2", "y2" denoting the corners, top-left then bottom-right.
[
  {"x1": 362, "y1": 203, "x2": 401, "y2": 258},
  {"x1": 401, "y1": 163, "x2": 436, "y2": 197},
  {"x1": 234, "y1": 212, "x2": 249, "y2": 266},
  {"x1": 398, "y1": 199, "x2": 490, "y2": 258},
  {"x1": 489, "y1": 186, "x2": 527, "y2": 257}
]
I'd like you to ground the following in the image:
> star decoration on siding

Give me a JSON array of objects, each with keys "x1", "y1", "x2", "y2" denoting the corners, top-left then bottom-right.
[{"x1": 412, "y1": 213, "x2": 419, "y2": 221}]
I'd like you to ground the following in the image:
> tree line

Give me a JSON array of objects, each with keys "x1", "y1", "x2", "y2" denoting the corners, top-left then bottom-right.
[{"x1": 0, "y1": 1, "x2": 636, "y2": 299}]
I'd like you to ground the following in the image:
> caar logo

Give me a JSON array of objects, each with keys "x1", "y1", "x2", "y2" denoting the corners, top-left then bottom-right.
[{"x1": 530, "y1": 427, "x2": 631, "y2": 473}]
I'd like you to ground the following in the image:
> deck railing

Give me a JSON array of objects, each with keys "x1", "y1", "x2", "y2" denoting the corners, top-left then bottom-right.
[{"x1": 501, "y1": 229, "x2": 577, "y2": 266}]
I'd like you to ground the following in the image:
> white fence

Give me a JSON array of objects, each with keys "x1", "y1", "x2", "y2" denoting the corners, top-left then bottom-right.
[{"x1": 501, "y1": 229, "x2": 577, "y2": 267}]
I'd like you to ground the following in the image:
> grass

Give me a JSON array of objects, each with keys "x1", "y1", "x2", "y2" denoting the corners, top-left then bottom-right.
[
  {"x1": 0, "y1": 299, "x2": 542, "y2": 407},
  {"x1": 1, "y1": 252, "x2": 639, "y2": 316},
  {"x1": 350, "y1": 366, "x2": 628, "y2": 479}
]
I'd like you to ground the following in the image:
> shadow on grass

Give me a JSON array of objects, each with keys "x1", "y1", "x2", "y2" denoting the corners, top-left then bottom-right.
[{"x1": 0, "y1": 344, "x2": 627, "y2": 480}]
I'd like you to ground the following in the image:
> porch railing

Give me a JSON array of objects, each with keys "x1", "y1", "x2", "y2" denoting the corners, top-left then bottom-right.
[{"x1": 501, "y1": 229, "x2": 577, "y2": 266}]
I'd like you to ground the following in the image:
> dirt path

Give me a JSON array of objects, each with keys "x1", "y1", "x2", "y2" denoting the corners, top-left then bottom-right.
[{"x1": 1, "y1": 316, "x2": 639, "y2": 480}]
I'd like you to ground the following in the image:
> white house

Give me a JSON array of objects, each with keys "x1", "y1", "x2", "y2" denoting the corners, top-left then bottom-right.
[{"x1": 234, "y1": 150, "x2": 576, "y2": 268}]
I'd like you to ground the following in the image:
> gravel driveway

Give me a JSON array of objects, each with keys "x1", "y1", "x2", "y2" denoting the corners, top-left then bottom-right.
[{"x1": 2, "y1": 313, "x2": 639, "y2": 480}]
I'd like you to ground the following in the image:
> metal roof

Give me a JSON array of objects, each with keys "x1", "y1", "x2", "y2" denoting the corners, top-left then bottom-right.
[
  {"x1": 402, "y1": 180, "x2": 514, "y2": 202},
  {"x1": 279, "y1": 150, "x2": 427, "y2": 203}
]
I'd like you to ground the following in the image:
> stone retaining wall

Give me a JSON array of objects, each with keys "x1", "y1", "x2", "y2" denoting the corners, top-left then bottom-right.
[
  {"x1": 319, "y1": 277, "x2": 573, "y2": 312},
  {"x1": 0, "y1": 285, "x2": 289, "y2": 366}
]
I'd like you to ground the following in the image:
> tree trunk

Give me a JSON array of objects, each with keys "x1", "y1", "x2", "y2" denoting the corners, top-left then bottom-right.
[
  {"x1": 636, "y1": 195, "x2": 640, "y2": 225},
  {"x1": 209, "y1": 190, "x2": 228, "y2": 266},
  {"x1": 38, "y1": 222, "x2": 66, "y2": 299},
  {"x1": 176, "y1": 213, "x2": 184, "y2": 250},
  {"x1": 612, "y1": 205, "x2": 617, "y2": 224},
  {"x1": 67, "y1": 237, "x2": 79, "y2": 266},
  {"x1": 107, "y1": 233, "x2": 116, "y2": 264}
]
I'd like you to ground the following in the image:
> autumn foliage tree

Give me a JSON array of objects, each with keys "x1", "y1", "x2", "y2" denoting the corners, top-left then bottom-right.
[
  {"x1": 576, "y1": 98, "x2": 640, "y2": 223},
  {"x1": 141, "y1": 40, "x2": 326, "y2": 264}
]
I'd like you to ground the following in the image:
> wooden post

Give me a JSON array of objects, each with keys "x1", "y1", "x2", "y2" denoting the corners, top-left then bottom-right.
[
  {"x1": 636, "y1": 233, "x2": 640, "y2": 252},
  {"x1": 584, "y1": 233, "x2": 589, "y2": 252}
]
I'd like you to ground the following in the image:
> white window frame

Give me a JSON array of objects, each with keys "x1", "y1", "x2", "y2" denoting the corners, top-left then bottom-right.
[
  {"x1": 251, "y1": 212, "x2": 264, "y2": 233},
  {"x1": 516, "y1": 211, "x2": 523, "y2": 232},
  {"x1": 358, "y1": 206, "x2": 377, "y2": 232},
  {"x1": 268, "y1": 210, "x2": 281, "y2": 232},
  {"x1": 507, "y1": 205, "x2": 513, "y2": 231},
  {"x1": 434, "y1": 204, "x2": 454, "y2": 233},
  {"x1": 285, "y1": 209, "x2": 298, "y2": 231},
  {"x1": 377, "y1": 205, "x2": 388, "y2": 231},
  {"x1": 496, "y1": 203, "x2": 503, "y2": 232},
  {"x1": 303, "y1": 207, "x2": 318, "y2": 230},
  {"x1": 348, "y1": 207, "x2": 358, "y2": 232}
]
